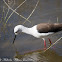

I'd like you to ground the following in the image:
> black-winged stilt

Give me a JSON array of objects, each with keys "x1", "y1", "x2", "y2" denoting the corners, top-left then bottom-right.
[{"x1": 13, "y1": 23, "x2": 62, "y2": 49}]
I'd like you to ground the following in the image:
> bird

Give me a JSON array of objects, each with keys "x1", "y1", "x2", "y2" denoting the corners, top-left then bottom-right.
[{"x1": 13, "y1": 23, "x2": 62, "y2": 49}]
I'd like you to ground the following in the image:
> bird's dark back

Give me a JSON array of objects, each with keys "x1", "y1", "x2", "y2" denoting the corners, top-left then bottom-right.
[
  {"x1": 53, "y1": 23, "x2": 62, "y2": 32},
  {"x1": 37, "y1": 23, "x2": 62, "y2": 33}
]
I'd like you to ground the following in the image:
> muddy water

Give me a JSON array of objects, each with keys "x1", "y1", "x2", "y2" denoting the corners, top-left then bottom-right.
[{"x1": 0, "y1": 0, "x2": 62, "y2": 62}]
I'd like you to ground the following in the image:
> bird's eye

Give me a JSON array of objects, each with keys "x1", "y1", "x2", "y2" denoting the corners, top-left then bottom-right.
[
  {"x1": 15, "y1": 31, "x2": 18, "y2": 35},
  {"x1": 15, "y1": 31, "x2": 18, "y2": 33}
]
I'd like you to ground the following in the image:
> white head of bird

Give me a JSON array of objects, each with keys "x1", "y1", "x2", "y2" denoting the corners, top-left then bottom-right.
[
  {"x1": 14, "y1": 25, "x2": 23, "y2": 35},
  {"x1": 13, "y1": 25, "x2": 25, "y2": 44}
]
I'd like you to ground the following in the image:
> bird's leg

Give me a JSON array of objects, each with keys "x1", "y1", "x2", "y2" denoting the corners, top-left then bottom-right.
[
  {"x1": 48, "y1": 38, "x2": 55, "y2": 49},
  {"x1": 42, "y1": 38, "x2": 47, "y2": 50},
  {"x1": 48, "y1": 38, "x2": 52, "y2": 46}
]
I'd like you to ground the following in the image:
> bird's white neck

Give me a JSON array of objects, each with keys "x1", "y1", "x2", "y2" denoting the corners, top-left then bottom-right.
[
  {"x1": 21, "y1": 26, "x2": 31, "y2": 34},
  {"x1": 21, "y1": 25, "x2": 42, "y2": 38},
  {"x1": 20, "y1": 25, "x2": 40, "y2": 37}
]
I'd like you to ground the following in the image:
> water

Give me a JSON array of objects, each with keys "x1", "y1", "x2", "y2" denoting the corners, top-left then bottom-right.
[{"x1": 0, "y1": 0, "x2": 62, "y2": 62}]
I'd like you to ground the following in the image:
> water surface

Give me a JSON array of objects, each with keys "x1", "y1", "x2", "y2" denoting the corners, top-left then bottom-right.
[{"x1": 0, "y1": 0, "x2": 62, "y2": 62}]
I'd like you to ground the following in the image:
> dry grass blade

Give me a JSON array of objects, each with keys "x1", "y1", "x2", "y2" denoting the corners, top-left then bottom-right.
[
  {"x1": 4, "y1": 0, "x2": 15, "y2": 21},
  {"x1": 23, "y1": 0, "x2": 39, "y2": 24},
  {"x1": 3, "y1": 0, "x2": 31, "y2": 25},
  {"x1": 57, "y1": 17, "x2": 59, "y2": 23},
  {"x1": 44, "y1": 37, "x2": 62, "y2": 52}
]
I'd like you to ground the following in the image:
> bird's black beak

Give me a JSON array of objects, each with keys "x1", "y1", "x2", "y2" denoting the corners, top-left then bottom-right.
[{"x1": 13, "y1": 35, "x2": 17, "y2": 44}]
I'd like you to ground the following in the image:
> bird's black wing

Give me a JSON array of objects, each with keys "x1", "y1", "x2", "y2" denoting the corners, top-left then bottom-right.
[{"x1": 37, "y1": 23, "x2": 62, "y2": 33}]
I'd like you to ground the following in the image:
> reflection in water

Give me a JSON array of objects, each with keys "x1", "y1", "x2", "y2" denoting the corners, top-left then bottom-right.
[
  {"x1": 38, "y1": 50, "x2": 62, "y2": 62},
  {"x1": 15, "y1": 50, "x2": 62, "y2": 62}
]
